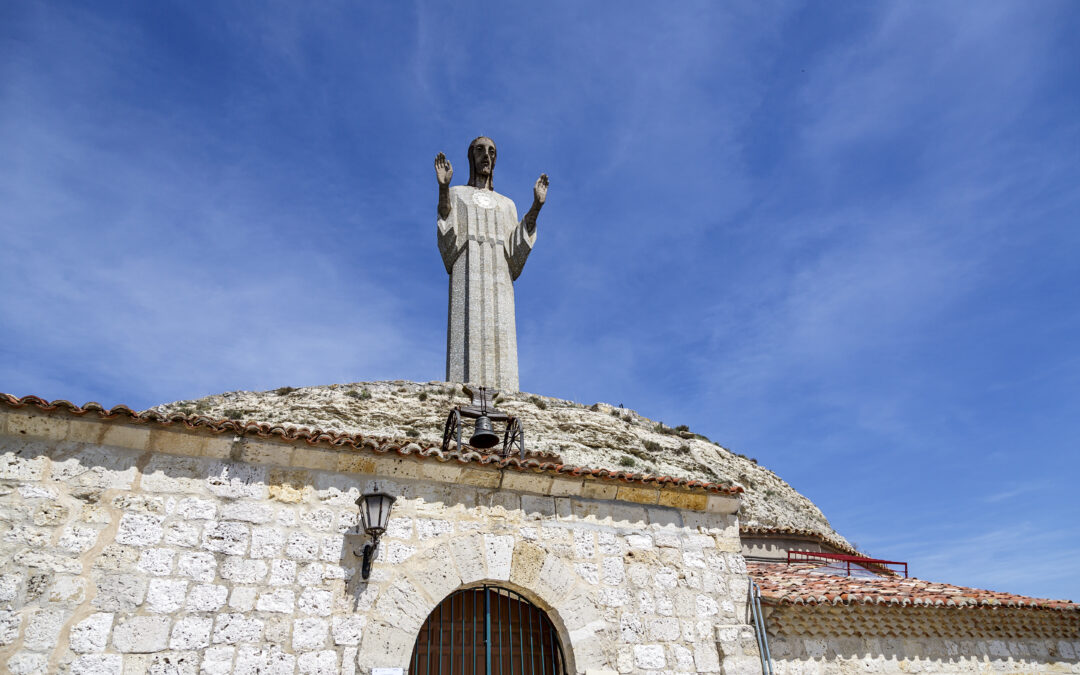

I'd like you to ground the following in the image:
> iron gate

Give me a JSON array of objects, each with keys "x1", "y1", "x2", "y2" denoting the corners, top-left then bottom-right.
[{"x1": 409, "y1": 585, "x2": 568, "y2": 675}]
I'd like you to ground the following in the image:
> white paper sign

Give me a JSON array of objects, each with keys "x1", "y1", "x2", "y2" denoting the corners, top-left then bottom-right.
[{"x1": 372, "y1": 669, "x2": 403, "y2": 675}]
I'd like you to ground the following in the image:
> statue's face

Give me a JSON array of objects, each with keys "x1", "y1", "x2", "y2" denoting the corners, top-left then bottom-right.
[{"x1": 470, "y1": 138, "x2": 496, "y2": 178}]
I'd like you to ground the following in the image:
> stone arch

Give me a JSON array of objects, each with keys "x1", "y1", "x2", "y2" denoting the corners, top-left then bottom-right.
[
  {"x1": 407, "y1": 583, "x2": 572, "y2": 674},
  {"x1": 358, "y1": 532, "x2": 606, "y2": 673}
]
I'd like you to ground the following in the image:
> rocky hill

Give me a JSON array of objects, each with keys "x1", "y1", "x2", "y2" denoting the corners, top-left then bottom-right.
[{"x1": 151, "y1": 380, "x2": 849, "y2": 547}]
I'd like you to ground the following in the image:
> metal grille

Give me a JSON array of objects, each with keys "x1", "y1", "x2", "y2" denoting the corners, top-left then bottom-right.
[{"x1": 410, "y1": 585, "x2": 568, "y2": 675}]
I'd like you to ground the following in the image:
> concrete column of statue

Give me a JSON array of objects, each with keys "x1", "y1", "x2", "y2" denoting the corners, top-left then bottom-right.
[{"x1": 435, "y1": 137, "x2": 548, "y2": 392}]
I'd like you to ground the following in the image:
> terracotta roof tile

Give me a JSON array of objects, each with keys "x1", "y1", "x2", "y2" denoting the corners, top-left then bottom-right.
[
  {"x1": 0, "y1": 393, "x2": 742, "y2": 496},
  {"x1": 749, "y1": 561, "x2": 1079, "y2": 612}
]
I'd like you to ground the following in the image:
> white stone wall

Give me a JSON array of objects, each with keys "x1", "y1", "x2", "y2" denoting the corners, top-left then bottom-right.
[
  {"x1": 0, "y1": 414, "x2": 758, "y2": 675},
  {"x1": 769, "y1": 636, "x2": 1080, "y2": 674}
]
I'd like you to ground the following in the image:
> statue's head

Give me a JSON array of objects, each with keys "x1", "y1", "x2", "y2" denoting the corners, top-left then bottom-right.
[{"x1": 467, "y1": 136, "x2": 496, "y2": 190}]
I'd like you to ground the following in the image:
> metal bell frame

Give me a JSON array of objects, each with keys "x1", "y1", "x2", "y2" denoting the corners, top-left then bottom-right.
[{"x1": 442, "y1": 386, "x2": 526, "y2": 458}]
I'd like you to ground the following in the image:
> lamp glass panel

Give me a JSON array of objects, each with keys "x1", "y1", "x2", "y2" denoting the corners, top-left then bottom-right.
[{"x1": 360, "y1": 493, "x2": 396, "y2": 536}]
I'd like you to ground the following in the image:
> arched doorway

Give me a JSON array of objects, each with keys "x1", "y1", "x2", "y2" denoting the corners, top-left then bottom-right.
[{"x1": 409, "y1": 585, "x2": 569, "y2": 675}]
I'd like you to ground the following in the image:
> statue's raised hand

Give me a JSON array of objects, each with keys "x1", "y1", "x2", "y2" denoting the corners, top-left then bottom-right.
[
  {"x1": 435, "y1": 152, "x2": 453, "y2": 186},
  {"x1": 533, "y1": 173, "x2": 549, "y2": 205}
]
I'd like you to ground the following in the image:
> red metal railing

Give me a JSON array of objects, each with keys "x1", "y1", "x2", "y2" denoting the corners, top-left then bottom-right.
[{"x1": 787, "y1": 550, "x2": 908, "y2": 578}]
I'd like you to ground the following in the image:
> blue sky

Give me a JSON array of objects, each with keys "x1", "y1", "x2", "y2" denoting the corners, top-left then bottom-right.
[{"x1": 2, "y1": 2, "x2": 1078, "y2": 600}]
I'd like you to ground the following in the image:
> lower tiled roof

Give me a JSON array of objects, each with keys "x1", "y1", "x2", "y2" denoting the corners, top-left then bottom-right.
[
  {"x1": 749, "y1": 561, "x2": 1079, "y2": 611},
  {"x1": 0, "y1": 394, "x2": 741, "y2": 496}
]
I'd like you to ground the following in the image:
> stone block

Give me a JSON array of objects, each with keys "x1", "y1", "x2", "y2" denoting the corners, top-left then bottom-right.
[
  {"x1": 373, "y1": 580, "x2": 430, "y2": 633},
  {"x1": 384, "y1": 516, "x2": 413, "y2": 540},
  {"x1": 71, "y1": 654, "x2": 123, "y2": 675},
  {"x1": 483, "y1": 533, "x2": 514, "y2": 580},
  {"x1": 220, "y1": 557, "x2": 269, "y2": 584},
  {"x1": 7, "y1": 652, "x2": 47, "y2": 675},
  {"x1": 140, "y1": 455, "x2": 210, "y2": 494},
  {"x1": 202, "y1": 521, "x2": 250, "y2": 555},
  {"x1": 535, "y1": 554, "x2": 575, "y2": 603},
  {"x1": 92, "y1": 574, "x2": 147, "y2": 611},
  {"x1": 509, "y1": 540, "x2": 546, "y2": 588},
  {"x1": 501, "y1": 471, "x2": 554, "y2": 494},
  {"x1": 450, "y1": 534, "x2": 486, "y2": 583},
  {"x1": 694, "y1": 643, "x2": 722, "y2": 672},
  {"x1": 520, "y1": 494, "x2": 556, "y2": 518},
  {"x1": 250, "y1": 525, "x2": 286, "y2": 559},
  {"x1": 66, "y1": 418, "x2": 102, "y2": 443},
  {"x1": 408, "y1": 546, "x2": 461, "y2": 604},
  {"x1": 332, "y1": 616, "x2": 365, "y2": 646},
  {"x1": 620, "y1": 613, "x2": 645, "y2": 642},
  {"x1": 573, "y1": 529, "x2": 596, "y2": 559},
  {"x1": 163, "y1": 520, "x2": 202, "y2": 548},
  {"x1": 298, "y1": 588, "x2": 333, "y2": 616},
  {"x1": 269, "y1": 559, "x2": 297, "y2": 585},
  {"x1": 146, "y1": 578, "x2": 188, "y2": 613},
  {"x1": 418, "y1": 461, "x2": 463, "y2": 483},
  {"x1": 256, "y1": 589, "x2": 295, "y2": 613},
  {"x1": 112, "y1": 615, "x2": 171, "y2": 653},
  {"x1": 633, "y1": 644, "x2": 665, "y2": 669},
  {"x1": 616, "y1": 485, "x2": 659, "y2": 505},
  {"x1": 213, "y1": 613, "x2": 263, "y2": 644},
  {"x1": 296, "y1": 649, "x2": 338, "y2": 675},
  {"x1": 48, "y1": 575, "x2": 87, "y2": 604},
  {"x1": 221, "y1": 501, "x2": 274, "y2": 523},
  {"x1": 357, "y1": 620, "x2": 415, "y2": 668},
  {"x1": 51, "y1": 444, "x2": 138, "y2": 489},
  {"x1": 200, "y1": 646, "x2": 235, "y2": 675},
  {"x1": 601, "y1": 557, "x2": 625, "y2": 586},
  {"x1": 336, "y1": 453, "x2": 377, "y2": 475},
  {"x1": 148, "y1": 428, "x2": 205, "y2": 456},
  {"x1": 0, "y1": 609, "x2": 21, "y2": 645},
  {"x1": 581, "y1": 480, "x2": 619, "y2": 501},
  {"x1": 100, "y1": 423, "x2": 150, "y2": 450},
  {"x1": 705, "y1": 494, "x2": 740, "y2": 514},
  {"x1": 235, "y1": 645, "x2": 295, "y2": 675},
  {"x1": 550, "y1": 477, "x2": 585, "y2": 497},
  {"x1": 292, "y1": 617, "x2": 329, "y2": 650},
  {"x1": 137, "y1": 548, "x2": 176, "y2": 576},
  {"x1": 459, "y1": 467, "x2": 501, "y2": 488},
  {"x1": 186, "y1": 584, "x2": 228, "y2": 612},
  {"x1": 292, "y1": 449, "x2": 338, "y2": 471},
  {"x1": 202, "y1": 437, "x2": 236, "y2": 459},
  {"x1": 170, "y1": 616, "x2": 212, "y2": 650},
  {"x1": 268, "y1": 469, "x2": 313, "y2": 503},
  {"x1": 176, "y1": 551, "x2": 217, "y2": 582},
  {"x1": 240, "y1": 440, "x2": 293, "y2": 467},
  {"x1": 229, "y1": 586, "x2": 257, "y2": 611},
  {"x1": 23, "y1": 608, "x2": 65, "y2": 651},
  {"x1": 6, "y1": 413, "x2": 68, "y2": 441},
  {"x1": 415, "y1": 517, "x2": 454, "y2": 540},
  {"x1": 286, "y1": 532, "x2": 320, "y2": 560},
  {"x1": 0, "y1": 443, "x2": 48, "y2": 481},
  {"x1": 207, "y1": 462, "x2": 268, "y2": 499}
]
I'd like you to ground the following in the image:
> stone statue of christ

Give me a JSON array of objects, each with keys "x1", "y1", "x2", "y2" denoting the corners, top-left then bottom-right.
[{"x1": 435, "y1": 137, "x2": 548, "y2": 392}]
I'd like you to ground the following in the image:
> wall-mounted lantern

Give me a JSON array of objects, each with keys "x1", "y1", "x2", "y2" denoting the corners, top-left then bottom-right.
[{"x1": 355, "y1": 491, "x2": 396, "y2": 580}]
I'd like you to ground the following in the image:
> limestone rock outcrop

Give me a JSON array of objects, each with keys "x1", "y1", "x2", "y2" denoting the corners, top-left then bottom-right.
[{"x1": 151, "y1": 380, "x2": 848, "y2": 548}]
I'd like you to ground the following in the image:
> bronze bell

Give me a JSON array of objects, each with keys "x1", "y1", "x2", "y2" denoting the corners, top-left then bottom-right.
[{"x1": 469, "y1": 415, "x2": 499, "y2": 449}]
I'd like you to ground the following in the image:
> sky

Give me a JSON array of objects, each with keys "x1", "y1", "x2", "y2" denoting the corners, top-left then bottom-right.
[{"x1": 2, "y1": 2, "x2": 1078, "y2": 601}]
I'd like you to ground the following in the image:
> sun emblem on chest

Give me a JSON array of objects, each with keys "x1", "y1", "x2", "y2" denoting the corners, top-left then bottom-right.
[{"x1": 471, "y1": 191, "x2": 496, "y2": 210}]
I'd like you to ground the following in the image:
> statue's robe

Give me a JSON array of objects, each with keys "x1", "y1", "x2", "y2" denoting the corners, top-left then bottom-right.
[{"x1": 438, "y1": 184, "x2": 535, "y2": 392}]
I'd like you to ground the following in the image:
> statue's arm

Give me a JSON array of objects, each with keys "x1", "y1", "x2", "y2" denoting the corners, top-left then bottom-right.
[
  {"x1": 520, "y1": 173, "x2": 548, "y2": 235},
  {"x1": 435, "y1": 152, "x2": 453, "y2": 220}
]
